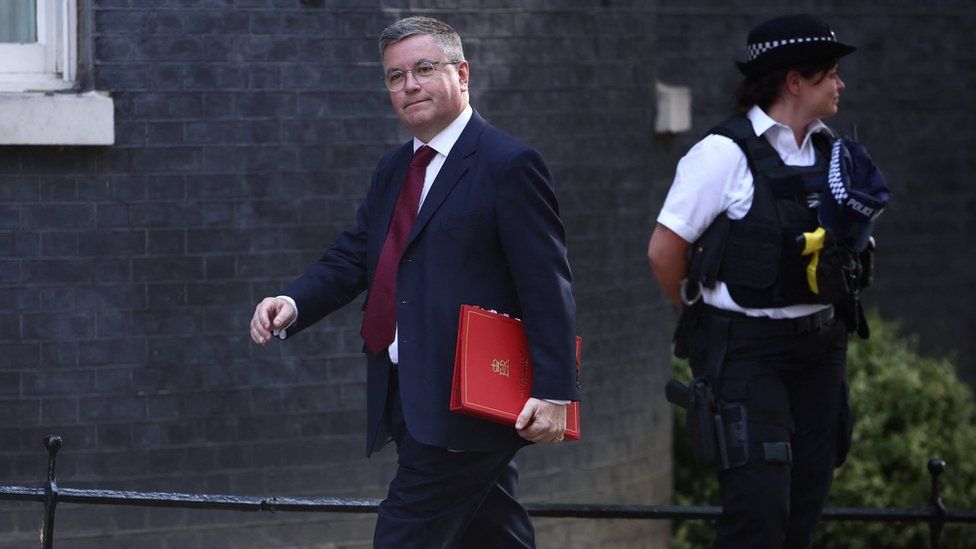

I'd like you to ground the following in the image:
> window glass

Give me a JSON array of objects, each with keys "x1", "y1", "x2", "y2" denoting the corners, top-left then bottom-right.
[{"x1": 0, "y1": 0, "x2": 37, "y2": 43}]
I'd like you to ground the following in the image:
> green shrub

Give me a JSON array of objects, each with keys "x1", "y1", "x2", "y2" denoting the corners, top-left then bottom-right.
[{"x1": 670, "y1": 314, "x2": 976, "y2": 548}]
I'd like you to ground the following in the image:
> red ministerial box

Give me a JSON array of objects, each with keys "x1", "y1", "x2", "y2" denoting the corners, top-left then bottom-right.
[{"x1": 450, "y1": 304, "x2": 581, "y2": 440}]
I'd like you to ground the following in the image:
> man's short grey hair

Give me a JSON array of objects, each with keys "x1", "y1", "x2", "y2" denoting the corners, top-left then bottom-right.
[{"x1": 379, "y1": 16, "x2": 464, "y2": 62}]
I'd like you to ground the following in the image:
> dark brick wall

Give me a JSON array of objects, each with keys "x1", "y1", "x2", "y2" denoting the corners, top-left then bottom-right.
[
  {"x1": 1, "y1": 1, "x2": 668, "y2": 548},
  {"x1": 6, "y1": 2, "x2": 971, "y2": 547}
]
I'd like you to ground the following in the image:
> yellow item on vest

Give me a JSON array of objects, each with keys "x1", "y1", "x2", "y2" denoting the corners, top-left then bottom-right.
[{"x1": 799, "y1": 227, "x2": 827, "y2": 294}]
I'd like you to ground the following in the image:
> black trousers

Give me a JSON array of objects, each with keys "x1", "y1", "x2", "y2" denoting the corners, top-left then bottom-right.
[
  {"x1": 689, "y1": 309, "x2": 849, "y2": 549},
  {"x1": 372, "y1": 366, "x2": 535, "y2": 549}
]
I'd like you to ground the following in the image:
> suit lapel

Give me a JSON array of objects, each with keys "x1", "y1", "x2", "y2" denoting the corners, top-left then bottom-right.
[
  {"x1": 370, "y1": 142, "x2": 413, "y2": 261},
  {"x1": 404, "y1": 111, "x2": 487, "y2": 249}
]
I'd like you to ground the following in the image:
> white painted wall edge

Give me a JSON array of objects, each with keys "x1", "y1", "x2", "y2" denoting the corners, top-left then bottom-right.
[{"x1": 0, "y1": 91, "x2": 114, "y2": 146}]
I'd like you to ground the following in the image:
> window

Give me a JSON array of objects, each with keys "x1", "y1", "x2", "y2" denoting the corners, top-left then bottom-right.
[
  {"x1": 0, "y1": 0, "x2": 113, "y2": 145},
  {"x1": 0, "y1": 0, "x2": 76, "y2": 91}
]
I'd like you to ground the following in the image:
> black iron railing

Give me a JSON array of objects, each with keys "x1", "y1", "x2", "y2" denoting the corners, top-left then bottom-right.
[{"x1": 2, "y1": 435, "x2": 975, "y2": 548}]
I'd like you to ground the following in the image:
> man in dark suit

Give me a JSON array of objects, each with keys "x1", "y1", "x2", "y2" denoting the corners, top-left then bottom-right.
[{"x1": 248, "y1": 16, "x2": 579, "y2": 549}]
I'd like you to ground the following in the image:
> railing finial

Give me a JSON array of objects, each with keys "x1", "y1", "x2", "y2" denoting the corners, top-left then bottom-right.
[
  {"x1": 44, "y1": 436, "x2": 62, "y2": 483},
  {"x1": 42, "y1": 435, "x2": 62, "y2": 549}
]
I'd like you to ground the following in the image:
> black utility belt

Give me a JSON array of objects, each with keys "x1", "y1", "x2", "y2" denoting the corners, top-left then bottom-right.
[{"x1": 703, "y1": 305, "x2": 835, "y2": 338}]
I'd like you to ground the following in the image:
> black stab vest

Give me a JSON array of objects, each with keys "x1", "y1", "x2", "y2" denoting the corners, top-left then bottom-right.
[{"x1": 706, "y1": 114, "x2": 833, "y2": 308}]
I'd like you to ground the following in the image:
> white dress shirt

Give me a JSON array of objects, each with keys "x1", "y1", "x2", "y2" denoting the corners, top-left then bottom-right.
[{"x1": 657, "y1": 105, "x2": 833, "y2": 319}]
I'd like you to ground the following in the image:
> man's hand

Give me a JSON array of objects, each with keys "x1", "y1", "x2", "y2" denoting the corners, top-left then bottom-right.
[
  {"x1": 249, "y1": 297, "x2": 296, "y2": 345},
  {"x1": 515, "y1": 398, "x2": 567, "y2": 444}
]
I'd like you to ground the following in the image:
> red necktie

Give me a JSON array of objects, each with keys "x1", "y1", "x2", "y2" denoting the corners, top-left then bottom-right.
[{"x1": 360, "y1": 145, "x2": 438, "y2": 355}]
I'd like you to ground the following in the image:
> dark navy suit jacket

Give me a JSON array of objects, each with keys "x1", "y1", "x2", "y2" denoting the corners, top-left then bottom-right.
[{"x1": 282, "y1": 111, "x2": 579, "y2": 455}]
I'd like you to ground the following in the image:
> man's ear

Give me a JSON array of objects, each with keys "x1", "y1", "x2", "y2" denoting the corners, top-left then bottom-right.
[{"x1": 457, "y1": 60, "x2": 469, "y2": 92}]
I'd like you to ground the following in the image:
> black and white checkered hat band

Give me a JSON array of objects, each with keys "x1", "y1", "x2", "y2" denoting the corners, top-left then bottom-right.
[
  {"x1": 746, "y1": 32, "x2": 837, "y2": 61},
  {"x1": 827, "y1": 140, "x2": 848, "y2": 203}
]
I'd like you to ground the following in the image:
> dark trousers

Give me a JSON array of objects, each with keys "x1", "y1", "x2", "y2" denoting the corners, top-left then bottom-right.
[
  {"x1": 690, "y1": 311, "x2": 849, "y2": 549},
  {"x1": 373, "y1": 366, "x2": 535, "y2": 549}
]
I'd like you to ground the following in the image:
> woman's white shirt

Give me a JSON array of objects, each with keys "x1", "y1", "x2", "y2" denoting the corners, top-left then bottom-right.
[{"x1": 656, "y1": 105, "x2": 833, "y2": 319}]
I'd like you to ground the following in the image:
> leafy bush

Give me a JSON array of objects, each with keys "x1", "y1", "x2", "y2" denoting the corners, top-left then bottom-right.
[{"x1": 671, "y1": 314, "x2": 976, "y2": 548}]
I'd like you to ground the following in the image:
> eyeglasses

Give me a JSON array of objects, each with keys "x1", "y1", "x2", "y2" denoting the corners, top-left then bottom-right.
[{"x1": 384, "y1": 60, "x2": 461, "y2": 92}]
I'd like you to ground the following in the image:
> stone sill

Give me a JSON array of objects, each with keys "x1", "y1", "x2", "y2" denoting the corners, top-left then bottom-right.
[{"x1": 0, "y1": 91, "x2": 115, "y2": 146}]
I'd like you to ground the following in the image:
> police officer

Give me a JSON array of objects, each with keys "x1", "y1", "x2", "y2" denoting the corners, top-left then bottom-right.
[{"x1": 648, "y1": 14, "x2": 867, "y2": 548}]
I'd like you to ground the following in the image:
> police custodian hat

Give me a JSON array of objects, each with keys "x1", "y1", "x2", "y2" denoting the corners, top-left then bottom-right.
[{"x1": 737, "y1": 14, "x2": 856, "y2": 79}]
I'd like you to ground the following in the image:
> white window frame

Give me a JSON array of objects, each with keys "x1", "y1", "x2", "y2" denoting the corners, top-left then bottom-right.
[
  {"x1": 0, "y1": 0, "x2": 113, "y2": 145},
  {"x1": 0, "y1": 0, "x2": 77, "y2": 92}
]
